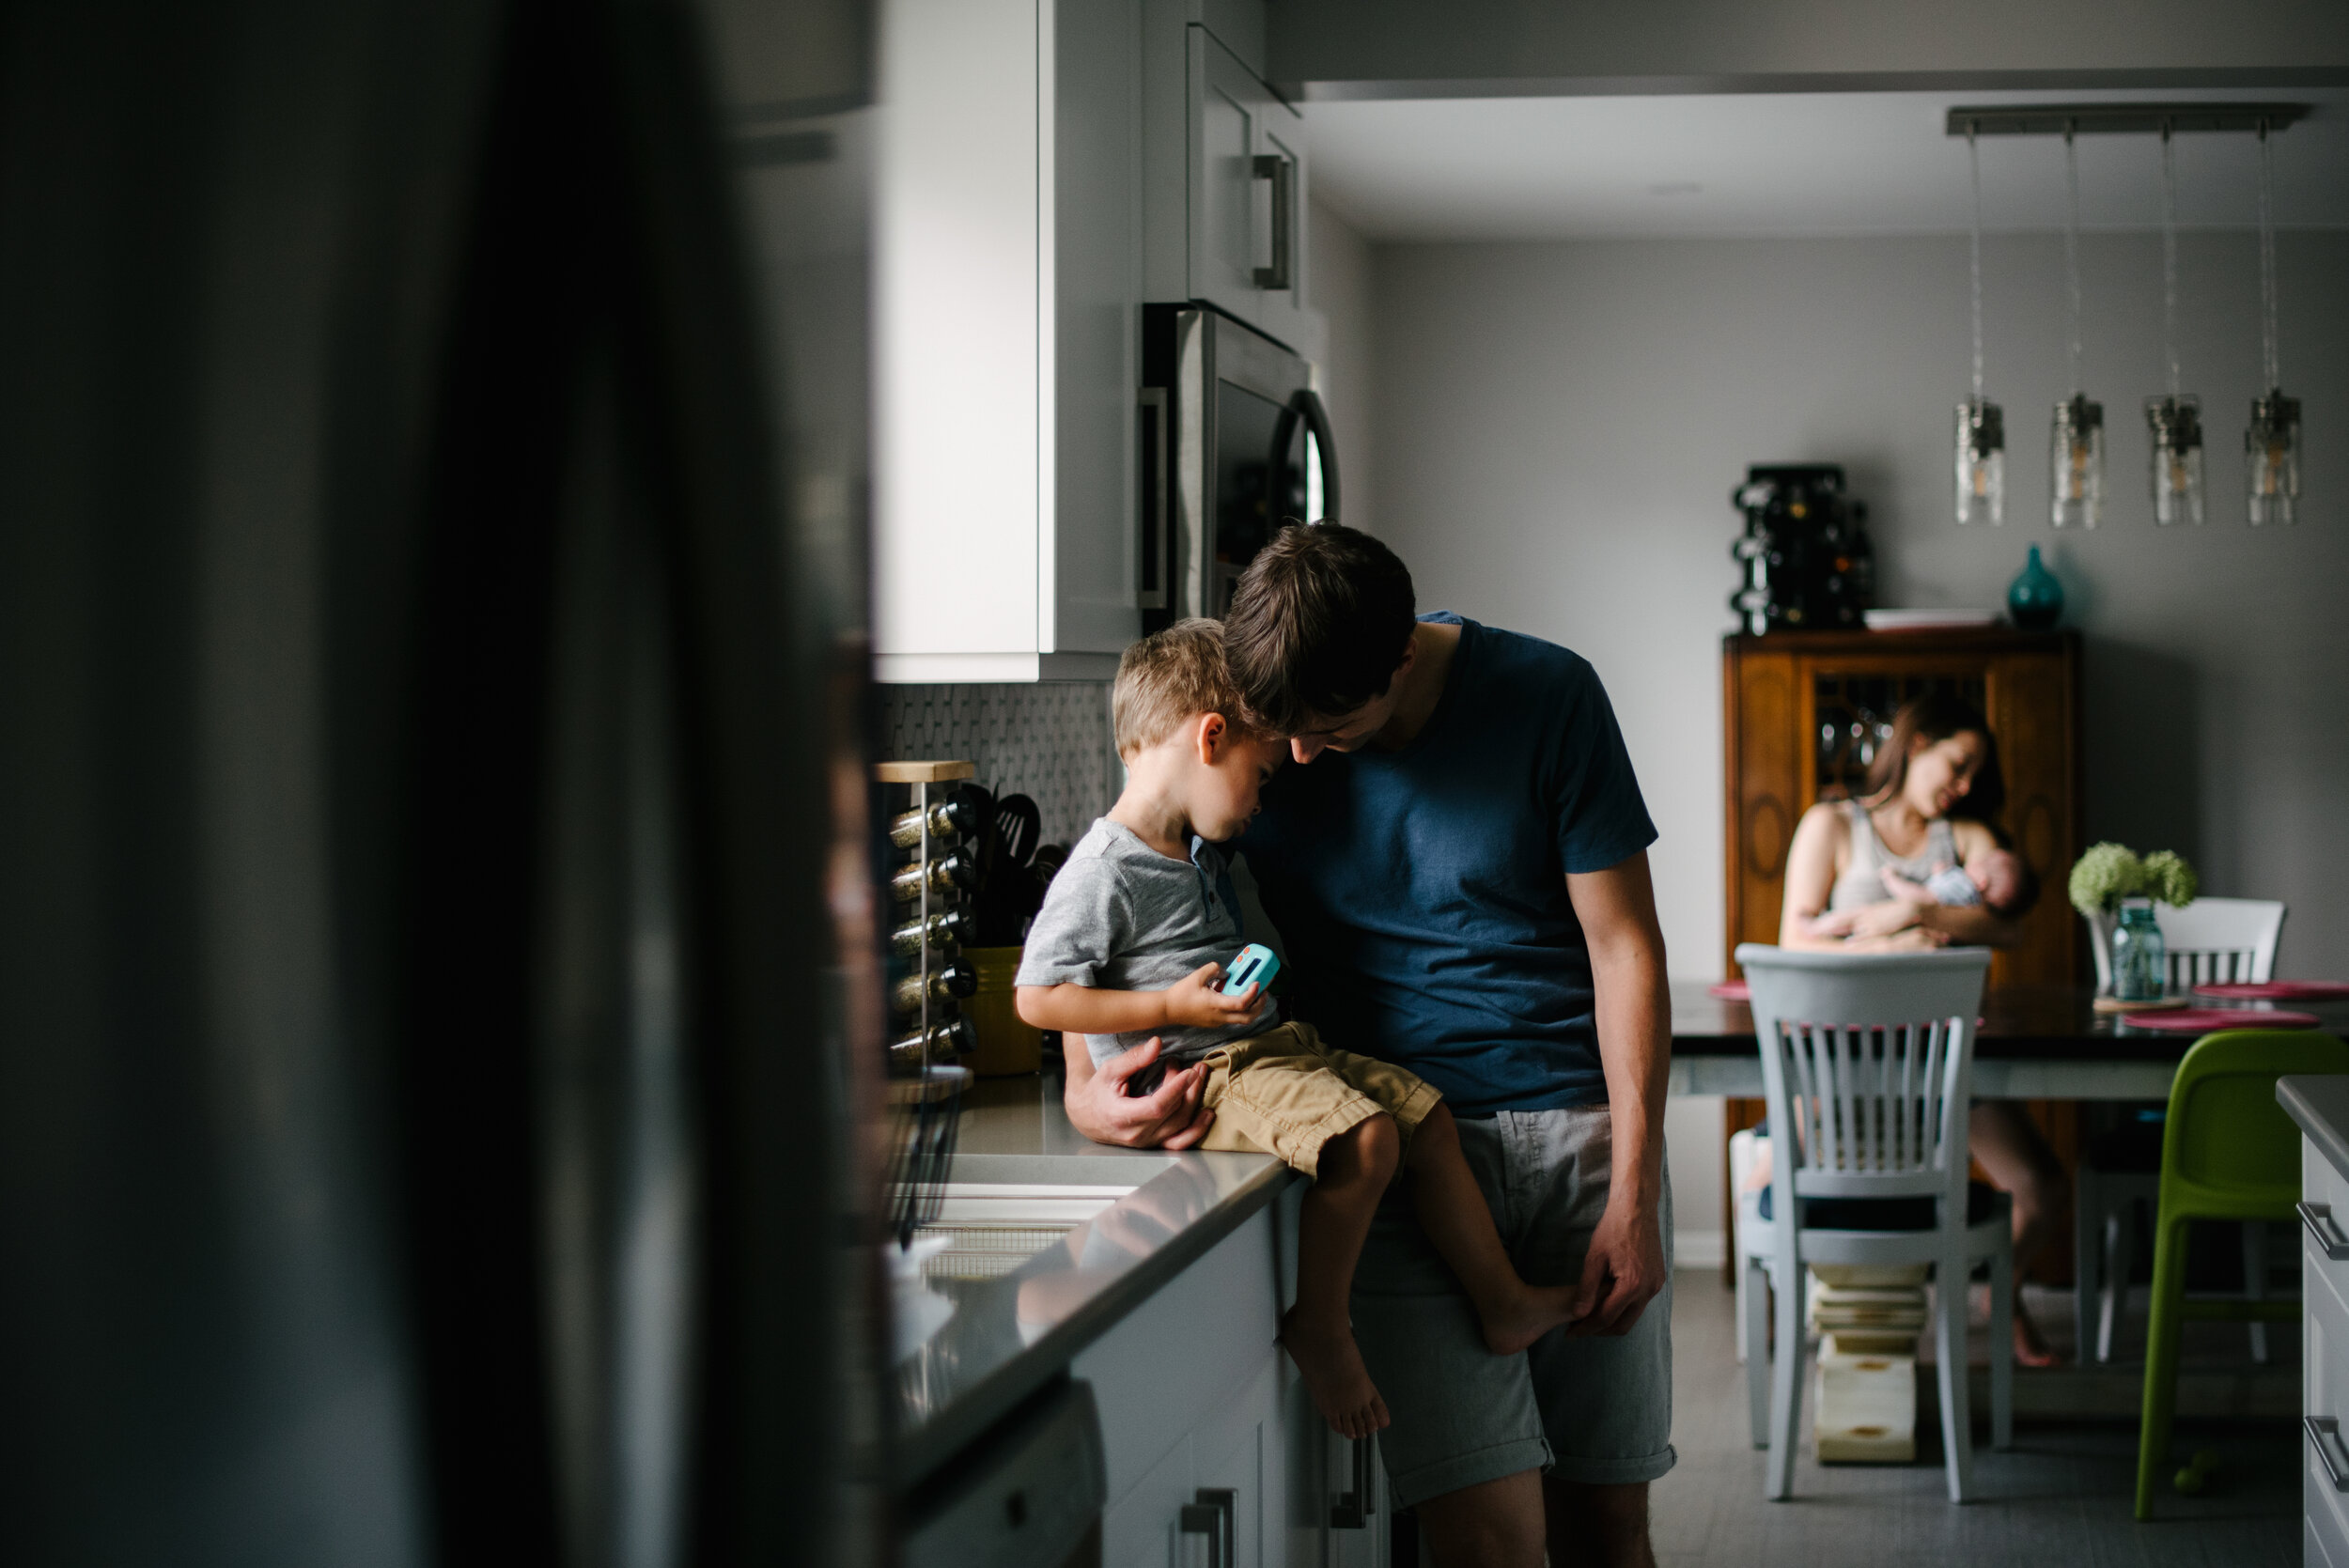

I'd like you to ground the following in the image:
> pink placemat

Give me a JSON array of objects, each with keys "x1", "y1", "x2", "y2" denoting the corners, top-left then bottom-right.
[
  {"x1": 1708, "y1": 980, "x2": 1750, "y2": 1001},
  {"x1": 2119, "y1": 1006, "x2": 2322, "y2": 1032},
  {"x1": 2193, "y1": 981, "x2": 2349, "y2": 1001}
]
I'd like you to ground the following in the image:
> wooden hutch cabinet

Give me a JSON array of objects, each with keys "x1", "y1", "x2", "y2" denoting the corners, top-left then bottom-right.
[{"x1": 1721, "y1": 627, "x2": 2084, "y2": 986}]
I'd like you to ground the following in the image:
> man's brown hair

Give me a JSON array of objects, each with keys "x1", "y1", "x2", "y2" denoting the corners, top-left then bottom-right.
[
  {"x1": 1222, "y1": 522, "x2": 1416, "y2": 733},
  {"x1": 1112, "y1": 617, "x2": 1253, "y2": 758}
]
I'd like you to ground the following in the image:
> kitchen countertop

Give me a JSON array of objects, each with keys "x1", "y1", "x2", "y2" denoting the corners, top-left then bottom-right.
[
  {"x1": 891, "y1": 1074, "x2": 1297, "y2": 1486},
  {"x1": 2279, "y1": 1075, "x2": 2349, "y2": 1184}
]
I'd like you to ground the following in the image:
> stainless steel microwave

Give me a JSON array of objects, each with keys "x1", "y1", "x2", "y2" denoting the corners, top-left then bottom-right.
[{"x1": 1140, "y1": 305, "x2": 1339, "y2": 629}]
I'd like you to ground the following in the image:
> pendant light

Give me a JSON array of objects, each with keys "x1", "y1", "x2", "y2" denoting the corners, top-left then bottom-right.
[
  {"x1": 1954, "y1": 125, "x2": 2003, "y2": 523},
  {"x1": 2247, "y1": 118, "x2": 2299, "y2": 524},
  {"x1": 2050, "y1": 126, "x2": 2104, "y2": 528},
  {"x1": 2145, "y1": 125, "x2": 2204, "y2": 524}
]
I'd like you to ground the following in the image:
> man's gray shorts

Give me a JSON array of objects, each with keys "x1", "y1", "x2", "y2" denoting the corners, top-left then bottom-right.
[{"x1": 1351, "y1": 1105, "x2": 1675, "y2": 1508}]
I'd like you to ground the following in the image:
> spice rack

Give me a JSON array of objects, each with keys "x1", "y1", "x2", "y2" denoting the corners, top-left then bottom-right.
[{"x1": 874, "y1": 760, "x2": 979, "y2": 1246}]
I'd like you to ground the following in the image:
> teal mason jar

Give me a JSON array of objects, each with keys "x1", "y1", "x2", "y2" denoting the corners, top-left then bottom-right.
[{"x1": 2111, "y1": 896, "x2": 2167, "y2": 1001}]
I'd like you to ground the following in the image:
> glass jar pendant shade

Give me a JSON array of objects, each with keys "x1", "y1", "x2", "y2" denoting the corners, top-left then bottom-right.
[
  {"x1": 2146, "y1": 394, "x2": 2205, "y2": 524},
  {"x1": 2148, "y1": 128, "x2": 2205, "y2": 525},
  {"x1": 2248, "y1": 393, "x2": 2300, "y2": 524},
  {"x1": 2247, "y1": 122, "x2": 2299, "y2": 524},
  {"x1": 1953, "y1": 126, "x2": 2004, "y2": 523},
  {"x1": 2049, "y1": 129, "x2": 2103, "y2": 527},
  {"x1": 1955, "y1": 400, "x2": 2005, "y2": 523},
  {"x1": 2051, "y1": 394, "x2": 2105, "y2": 528}
]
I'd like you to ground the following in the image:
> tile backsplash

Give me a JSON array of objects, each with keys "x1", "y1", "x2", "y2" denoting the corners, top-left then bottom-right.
[{"x1": 877, "y1": 683, "x2": 1121, "y2": 847}]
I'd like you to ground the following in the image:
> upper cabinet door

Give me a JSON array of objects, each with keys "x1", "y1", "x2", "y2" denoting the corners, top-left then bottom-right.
[
  {"x1": 1251, "y1": 105, "x2": 1311, "y2": 350},
  {"x1": 1191, "y1": 29, "x2": 1268, "y2": 329}
]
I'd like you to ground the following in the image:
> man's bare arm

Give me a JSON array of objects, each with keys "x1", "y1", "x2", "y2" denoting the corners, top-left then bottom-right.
[
  {"x1": 1564, "y1": 849, "x2": 1672, "y2": 1337},
  {"x1": 1058, "y1": 1032, "x2": 1218, "y2": 1149}
]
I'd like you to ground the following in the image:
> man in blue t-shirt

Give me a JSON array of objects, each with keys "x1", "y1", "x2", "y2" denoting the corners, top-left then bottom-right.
[{"x1": 1060, "y1": 524, "x2": 1673, "y2": 1567}]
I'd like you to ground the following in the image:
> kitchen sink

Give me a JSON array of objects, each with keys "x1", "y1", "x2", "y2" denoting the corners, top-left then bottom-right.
[{"x1": 919, "y1": 1182, "x2": 1135, "y2": 1282}]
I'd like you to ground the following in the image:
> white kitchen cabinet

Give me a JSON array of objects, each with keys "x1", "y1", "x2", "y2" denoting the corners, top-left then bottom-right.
[
  {"x1": 875, "y1": 0, "x2": 1143, "y2": 683},
  {"x1": 1078, "y1": 1189, "x2": 1379, "y2": 1566},
  {"x1": 1142, "y1": 0, "x2": 1315, "y2": 352},
  {"x1": 2308, "y1": 1136, "x2": 2349, "y2": 1564}
]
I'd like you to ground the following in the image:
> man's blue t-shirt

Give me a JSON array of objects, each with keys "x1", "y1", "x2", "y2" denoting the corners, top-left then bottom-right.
[{"x1": 1237, "y1": 614, "x2": 1657, "y2": 1115}]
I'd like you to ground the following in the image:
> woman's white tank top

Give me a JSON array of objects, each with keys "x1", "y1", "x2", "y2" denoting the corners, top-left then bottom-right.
[{"x1": 1828, "y1": 800, "x2": 1959, "y2": 913}]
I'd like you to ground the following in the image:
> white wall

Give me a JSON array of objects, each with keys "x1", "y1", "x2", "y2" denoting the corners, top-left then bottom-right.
[
  {"x1": 1365, "y1": 230, "x2": 2349, "y2": 1254},
  {"x1": 1307, "y1": 196, "x2": 1377, "y2": 535}
]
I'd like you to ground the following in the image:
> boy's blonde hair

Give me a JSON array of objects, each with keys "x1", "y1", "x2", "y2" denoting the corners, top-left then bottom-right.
[{"x1": 1112, "y1": 618, "x2": 1254, "y2": 758}]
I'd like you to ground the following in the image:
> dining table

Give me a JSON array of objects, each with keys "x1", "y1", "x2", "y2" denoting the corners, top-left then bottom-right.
[{"x1": 1667, "y1": 979, "x2": 2349, "y2": 1100}]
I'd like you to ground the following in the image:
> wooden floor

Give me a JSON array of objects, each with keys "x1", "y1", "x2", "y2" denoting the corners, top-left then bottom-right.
[{"x1": 1647, "y1": 1273, "x2": 2299, "y2": 1567}]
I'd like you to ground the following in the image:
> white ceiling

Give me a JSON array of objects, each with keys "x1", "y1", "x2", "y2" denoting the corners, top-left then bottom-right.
[{"x1": 1306, "y1": 87, "x2": 2349, "y2": 241}]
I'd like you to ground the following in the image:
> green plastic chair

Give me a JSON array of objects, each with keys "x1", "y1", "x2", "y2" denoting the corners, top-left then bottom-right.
[{"x1": 2135, "y1": 1028, "x2": 2349, "y2": 1519}]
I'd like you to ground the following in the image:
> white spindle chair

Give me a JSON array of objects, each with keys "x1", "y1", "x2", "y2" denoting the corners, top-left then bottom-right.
[
  {"x1": 2084, "y1": 895, "x2": 2286, "y2": 993},
  {"x1": 2076, "y1": 896, "x2": 2289, "y2": 1363},
  {"x1": 1735, "y1": 943, "x2": 2011, "y2": 1503}
]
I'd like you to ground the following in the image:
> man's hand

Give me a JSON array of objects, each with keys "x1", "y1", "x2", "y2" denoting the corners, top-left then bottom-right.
[
  {"x1": 1566, "y1": 1192, "x2": 1668, "y2": 1337},
  {"x1": 1062, "y1": 1035, "x2": 1217, "y2": 1149},
  {"x1": 1161, "y1": 961, "x2": 1265, "y2": 1031}
]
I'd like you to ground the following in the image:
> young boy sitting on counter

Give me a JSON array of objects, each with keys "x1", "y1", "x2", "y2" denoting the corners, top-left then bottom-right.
[{"x1": 1014, "y1": 619, "x2": 1580, "y2": 1436}]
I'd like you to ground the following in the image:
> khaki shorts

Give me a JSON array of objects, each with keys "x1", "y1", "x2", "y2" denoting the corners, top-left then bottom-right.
[{"x1": 1193, "y1": 1021, "x2": 1442, "y2": 1180}]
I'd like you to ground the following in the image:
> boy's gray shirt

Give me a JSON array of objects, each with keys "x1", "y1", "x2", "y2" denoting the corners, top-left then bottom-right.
[{"x1": 1016, "y1": 817, "x2": 1276, "y2": 1067}]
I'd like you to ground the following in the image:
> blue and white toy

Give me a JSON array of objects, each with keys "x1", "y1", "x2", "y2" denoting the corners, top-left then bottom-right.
[{"x1": 1221, "y1": 942, "x2": 1280, "y2": 997}]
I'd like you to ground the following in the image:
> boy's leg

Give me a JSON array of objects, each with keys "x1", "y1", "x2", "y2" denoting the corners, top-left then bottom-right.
[
  {"x1": 1284, "y1": 1112, "x2": 1400, "y2": 1438},
  {"x1": 1407, "y1": 1104, "x2": 1582, "y2": 1355}
]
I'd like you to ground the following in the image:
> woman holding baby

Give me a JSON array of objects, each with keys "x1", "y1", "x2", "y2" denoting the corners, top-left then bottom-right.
[{"x1": 1776, "y1": 692, "x2": 2069, "y2": 1365}]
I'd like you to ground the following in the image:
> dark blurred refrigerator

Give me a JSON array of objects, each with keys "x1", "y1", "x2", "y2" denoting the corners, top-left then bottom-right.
[{"x1": 0, "y1": 1, "x2": 890, "y2": 1564}]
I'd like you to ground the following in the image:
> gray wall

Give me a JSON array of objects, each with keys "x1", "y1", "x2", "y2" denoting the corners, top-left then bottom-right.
[
  {"x1": 1365, "y1": 231, "x2": 2349, "y2": 1256},
  {"x1": 1308, "y1": 196, "x2": 1377, "y2": 534}
]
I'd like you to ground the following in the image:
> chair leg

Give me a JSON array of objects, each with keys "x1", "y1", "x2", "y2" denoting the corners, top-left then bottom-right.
[
  {"x1": 1989, "y1": 1238, "x2": 2015, "y2": 1452},
  {"x1": 2135, "y1": 1216, "x2": 2191, "y2": 1521},
  {"x1": 2245, "y1": 1221, "x2": 2270, "y2": 1365},
  {"x1": 1734, "y1": 1234, "x2": 1751, "y2": 1367},
  {"x1": 1745, "y1": 1256, "x2": 1773, "y2": 1449},
  {"x1": 1935, "y1": 1251, "x2": 1975, "y2": 1503},
  {"x1": 2073, "y1": 1164, "x2": 2100, "y2": 1368},
  {"x1": 2100, "y1": 1202, "x2": 2137, "y2": 1363},
  {"x1": 1766, "y1": 1257, "x2": 1804, "y2": 1500}
]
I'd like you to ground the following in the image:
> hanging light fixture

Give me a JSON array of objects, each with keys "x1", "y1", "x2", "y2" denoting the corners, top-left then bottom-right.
[
  {"x1": 2145, "y1": 124, "x2": 2204, "y2": 524},
  {"x1": 1954, "y1": 123, "x2": 2003, "y2": 523},
  {"x1": 2050, "y1": 126, "x2": 2104, "y2": 529},
  {"x1": 2247, "y1": 118, "x2": 2299, "y2": 525}
]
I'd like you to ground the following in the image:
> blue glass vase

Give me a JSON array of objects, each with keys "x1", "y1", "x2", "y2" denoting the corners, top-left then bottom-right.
[
  {"x1": 2111, "y1": 896, "x2": 2167, "y2": 1001},
  {"x1": 2007, "y1": 545, "x2": 2063, "y2": 630}
]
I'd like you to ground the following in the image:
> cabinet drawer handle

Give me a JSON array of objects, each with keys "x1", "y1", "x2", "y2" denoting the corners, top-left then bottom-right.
[
  {"x1": 1252, "y1": 154, "x2": 1293, "y2": 290},
  {"x1": 1179, "y1": 1487, "x2": 1234, "y2": 1567},
  {"x1": 1330, "y1": 1434, "x2": 1377, "y2": 1529},
  {"x1": 2300, "y1": 1201, "x2": 2349, "y2": 1260},
  {"x1": 2310, "y1": 1418, "x2": 2349, "y2": 1490}
]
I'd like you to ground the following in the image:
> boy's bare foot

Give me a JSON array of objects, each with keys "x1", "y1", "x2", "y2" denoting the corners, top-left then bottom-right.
[
  {"x1": 1280, "y1": 1310, "x2": 1390, "y2": 1437},
  {"x1": 1477, "y1": 1282, "x2": 1582, "y2": 1357}
]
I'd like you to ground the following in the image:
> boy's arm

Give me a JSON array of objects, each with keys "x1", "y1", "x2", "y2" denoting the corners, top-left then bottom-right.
[
  {"x1": 1018, "y1": 962, "x2": 1264, "y2": 1149},
  {"x1": 1564, "y1": 849, "x2": 1671, "y2": 1338},
  {"x1": 1014, "y1": 966, "x2": 1262, "y2": 1036}
]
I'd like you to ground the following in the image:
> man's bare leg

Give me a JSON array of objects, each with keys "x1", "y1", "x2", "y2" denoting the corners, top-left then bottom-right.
[
  {"x1": 1542, "y1": 1477, "x2": 1656, "y2": 1568},
  {"x1": 1414, "y1": 1469, "x2": 1546, "y2": 1568}
]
